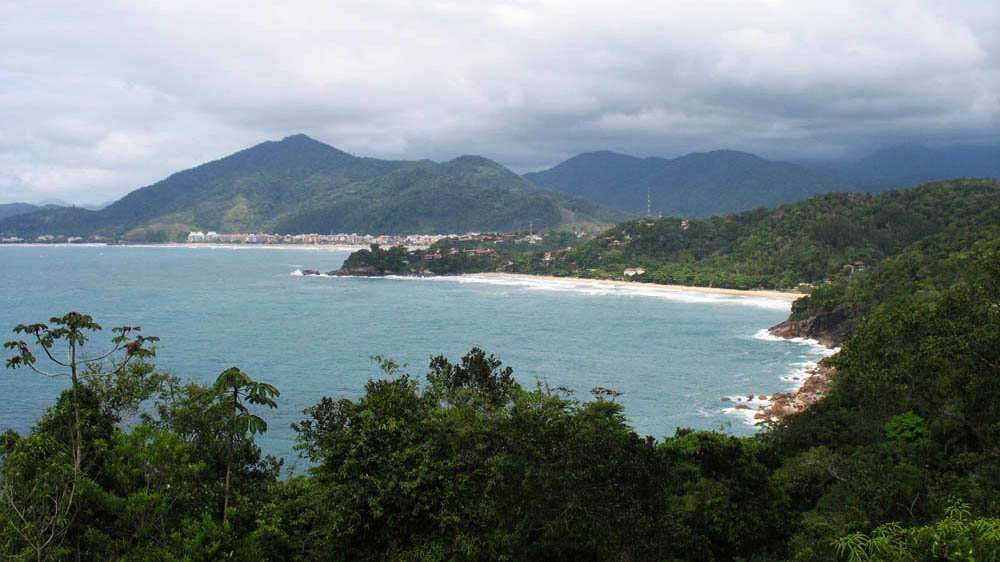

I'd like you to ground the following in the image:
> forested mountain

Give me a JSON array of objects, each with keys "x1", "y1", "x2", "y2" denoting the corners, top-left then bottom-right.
[
  {"x1": 0, "y1": 135, "x2": 622, "y2": 240},
  {"x1": 533, "y1": 178, "x2": 1000, "y2": 292},
  {"x1": 524, "y1": 149, "x2": 851, "y2": 216},
  {"x1": 524, "y1": 144, "x2": 1000, "y2": 217}
]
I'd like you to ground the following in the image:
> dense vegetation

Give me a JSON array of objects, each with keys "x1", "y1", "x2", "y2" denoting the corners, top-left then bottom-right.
[
  {"x1": 547, "y1": 178, "x2": 1000, "y2": 289},
  {"x1": 0, "y1": 135, "x2": 621, "y2": 241},
  {"x1": 4, "y1": 244, "x2": 1000, "y2": 560}
]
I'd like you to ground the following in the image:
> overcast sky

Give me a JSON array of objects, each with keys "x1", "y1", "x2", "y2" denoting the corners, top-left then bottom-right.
[{"x1": 2, "y1": 0, "x2": 998, "y2": 205}]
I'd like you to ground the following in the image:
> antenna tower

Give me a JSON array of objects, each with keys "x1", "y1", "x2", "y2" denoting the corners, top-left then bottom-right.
[{"x1": 647, "y1": 188, "x2": 652, "y2": 218}]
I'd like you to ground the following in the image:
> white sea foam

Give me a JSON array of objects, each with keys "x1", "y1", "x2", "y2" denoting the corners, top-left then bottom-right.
[
  {"x1": 721, "y1": 406, "x2": 770, "y2": 427},
  {"x1": 718, "y1": 329, "x2": 841, "y2": 427},
  {"x1": 752, "y1": 329, "x2": 838, "y2": 357},
  {"x1": 383, "y1": 274, "x2": 793, "y2": 310},
  {"x1": 290, "y1": 269, "x2": 304, "y2": 276},
  {"x1": 719, "y1": 393, "x2": 775, "y2": 427}
]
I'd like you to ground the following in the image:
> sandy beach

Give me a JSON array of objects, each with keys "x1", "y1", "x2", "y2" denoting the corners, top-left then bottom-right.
[{"x1": 467, "y1": 272, "x2": 803, "y2": 301}]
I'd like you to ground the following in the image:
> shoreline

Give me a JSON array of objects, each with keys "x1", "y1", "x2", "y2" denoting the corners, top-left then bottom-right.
[
  {"x1": 307, "y1": 268, "x2": 832, "y2": 427},
  {"x1": 466, "y1": 272, "x2": 803, "y2": 301},
  {"x1": 0, "y1": 243, "x2": 431, "y2": 251},
  {"x1": 461, "y1": 273, "x2": 834, "y2": 426}
]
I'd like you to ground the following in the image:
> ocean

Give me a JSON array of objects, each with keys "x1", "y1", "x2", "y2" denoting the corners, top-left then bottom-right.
[{"x1": 0, "y1": 244, "x2": 832, "y2": 469}]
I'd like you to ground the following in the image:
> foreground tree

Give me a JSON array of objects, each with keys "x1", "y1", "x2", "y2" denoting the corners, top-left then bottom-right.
[
  {"x1": 2, "y1": 312, "x2": 156, "y2": 561},
  {"x1": 214, "y1": 367, "x2": 279, "y2": 526},
  {"x1": 4, "y1": 312, "x2": 157, "y2": 471}
]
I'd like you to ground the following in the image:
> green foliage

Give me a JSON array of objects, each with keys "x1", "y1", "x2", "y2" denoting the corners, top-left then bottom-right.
[
  {"x1": 213, "y1": 367, "x2": 279, "y2": 525},
  {"x1": 834, "y1": 499, "x2": 1000, "y2": 561},
  {"x1": 884, "y1": 412, "x2": 930, "y2": 443},
  {"x1": 770, "y1": 249, "x2": 1000, "y2": 559},
  {"x1": 0, "y1": 432, "x2": 77, "y2": 561},
  {"x1": 0, "y1": 314, "x2": 283, "y2": 561},
  {"x1": 214, "y1": 367, "x2": 279, "y2": 436},
  {"x1": 290, "y1": 351, "x2": 691, "y2": 560}
]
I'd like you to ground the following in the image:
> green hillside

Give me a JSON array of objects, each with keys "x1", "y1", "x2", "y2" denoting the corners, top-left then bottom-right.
[
  {"x1": 0, "y1": 135, "x2": 622, "y2": 240},
  {"x1": 539, "y1": 178, "x2": 999, "y2": 290}
]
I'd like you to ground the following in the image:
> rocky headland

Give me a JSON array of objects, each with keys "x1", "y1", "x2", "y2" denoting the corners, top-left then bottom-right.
[
  {"x1": 303, "y1": 265, "x2": 392, "y2": 277},
  {"x1": 767, "y1": 307, "x2": 858, "y2": 348},
  {"x1": 736, "y1": 309, "x2": 854, "y2": 423}
]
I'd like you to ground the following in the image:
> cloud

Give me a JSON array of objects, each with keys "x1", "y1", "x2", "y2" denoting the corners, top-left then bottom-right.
[{"x1": 1, "y1": 0, "x2": 997, "y2": 203}]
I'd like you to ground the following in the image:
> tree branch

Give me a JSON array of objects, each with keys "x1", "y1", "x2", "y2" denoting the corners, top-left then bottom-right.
[
  {"x1": 76, "y1": 343, "x2": 123, "y2": 365},
  {"x1": 25, "y1": 363, "x2": 68, "y2": 378}
]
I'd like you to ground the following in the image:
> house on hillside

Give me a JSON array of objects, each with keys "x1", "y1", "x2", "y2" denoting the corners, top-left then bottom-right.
[{"x1": 624, "y1": 267, "x2": 646, "y2": 277}]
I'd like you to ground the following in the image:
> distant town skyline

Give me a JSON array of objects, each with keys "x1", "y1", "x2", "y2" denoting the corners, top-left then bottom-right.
[{"x1": 2, "y1": 0, "x2": 997, "y2": 205}]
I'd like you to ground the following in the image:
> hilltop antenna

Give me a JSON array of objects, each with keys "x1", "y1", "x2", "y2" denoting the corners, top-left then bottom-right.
[
  {"x1": 647, "y1": 188, "x2": 652, "y2": 218},
  {"x1": 529, "y1": 221, "x2": 533, "y2": 236}
]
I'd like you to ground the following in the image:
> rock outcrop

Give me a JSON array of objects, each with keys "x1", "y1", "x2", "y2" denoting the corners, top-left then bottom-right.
[
  {"x1": 768, "y1": 308, "x2": 858, "y2": 347},
  {"x1": 325, "y1": 264, "x2": 386, "y2": 276},
  {"x1": 753, "y1": 364, "x2": 835, "y2": 422},
  {"x1": 743, "y1": 308, "x2": 855, "y2": 423}
]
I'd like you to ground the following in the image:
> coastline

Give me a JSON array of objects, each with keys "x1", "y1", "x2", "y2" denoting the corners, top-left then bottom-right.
[
  {"x1": 466, "y1": 272, "x2": 802, "y2": 300},
  {"x1": 0, "y1": 242, "x2": 433, "y2": 251},
  {"x1": 306, "y1": 268, "x2": 833, "y2": 427},
  {"x1": 461, "y1": 273, "x2": 834, "y2": 426}
]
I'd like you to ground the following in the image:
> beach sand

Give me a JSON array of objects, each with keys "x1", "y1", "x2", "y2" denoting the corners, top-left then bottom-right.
[{"x1": 466, "y1": 272, "x2": 803, "y2": 301}]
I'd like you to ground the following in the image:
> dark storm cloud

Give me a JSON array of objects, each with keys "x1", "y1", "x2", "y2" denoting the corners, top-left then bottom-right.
[{"x1": 1, "y1": 0, "x2": 996, "y2": 204}]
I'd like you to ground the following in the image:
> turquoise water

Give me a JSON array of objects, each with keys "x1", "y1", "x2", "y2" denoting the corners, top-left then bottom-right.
[{"x1": 0, "y1": 245, "x2": 830, "y2": 467}]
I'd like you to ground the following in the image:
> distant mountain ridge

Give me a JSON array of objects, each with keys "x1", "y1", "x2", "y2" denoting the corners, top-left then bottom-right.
[
  {"x1": 0, "y1": 202, "x2": 108, "y2": 221},
  {"x1": 524, "y1": 144, "x2": 999, "y2": 217},
  {"x1": 0, "y1": 203, "x2": 59, "y2": 221},
  {"x1": 524, "y1": 149, "x2": 849, "y2": 217},
  {"x1": 0, "y1": 135, "x2": 622, "y2": 240},
  {"x1": 816, "y1": 144, "x2": 1000, "y2": 186}
]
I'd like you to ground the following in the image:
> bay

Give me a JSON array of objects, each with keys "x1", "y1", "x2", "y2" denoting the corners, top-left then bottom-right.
[{"x1": 0, "y1": 244, "x2": 830, "y2": 469}]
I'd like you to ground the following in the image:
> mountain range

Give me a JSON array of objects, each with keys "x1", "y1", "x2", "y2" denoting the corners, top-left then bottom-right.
[
  {"x1": 0, "y1": 135, "x2": 622, "y2": 240},
  {"x1": 3, "y1": 137, "x2": 996, "y2": 239},
  {"x1": 524, "y1": 144, "x2": 1000, "y2": 216}
]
